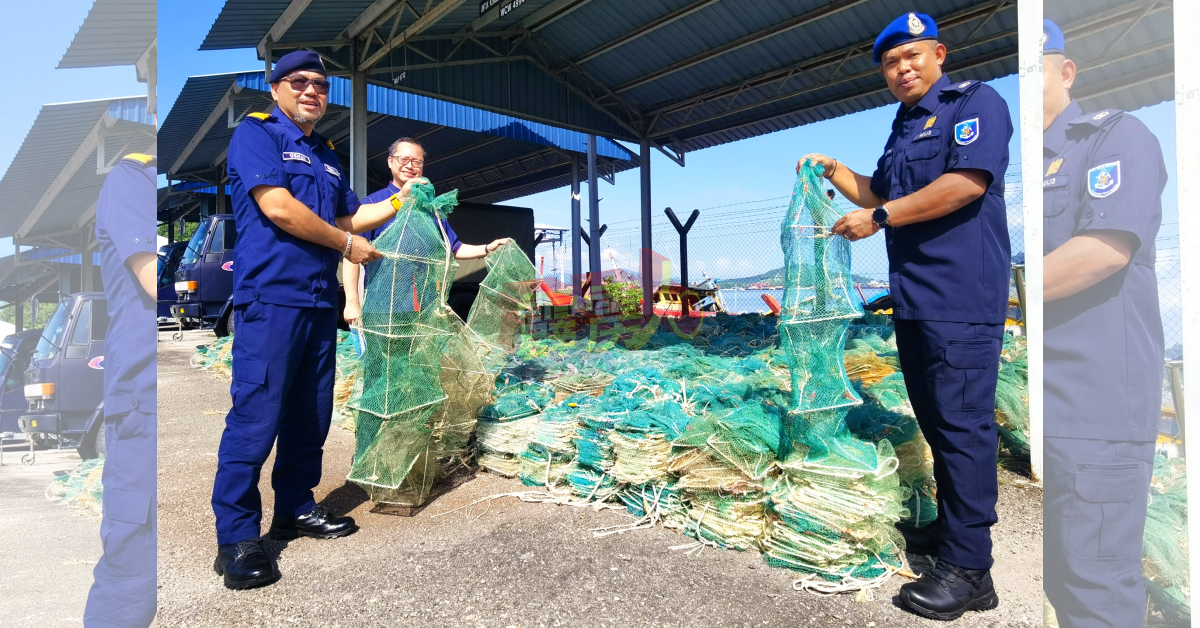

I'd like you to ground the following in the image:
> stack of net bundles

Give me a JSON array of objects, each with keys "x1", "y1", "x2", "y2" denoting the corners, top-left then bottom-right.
[
  {"x1": 1142, "y1": 455, "x2": 1190, "y2": 625},
  {"x1": 476, "y1": 380, "x2": 554, "y2": 477},
  {"x1": 994, "y1": 334, "x2": 1029, "y2": 459},
  {"x1": 762, "y1": 161, "x2": 908, "y2": 590}
]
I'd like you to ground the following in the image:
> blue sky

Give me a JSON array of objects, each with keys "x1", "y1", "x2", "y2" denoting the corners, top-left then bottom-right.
[{"x1": 0, "y1": 0, "x2": 148, "y2": 258}]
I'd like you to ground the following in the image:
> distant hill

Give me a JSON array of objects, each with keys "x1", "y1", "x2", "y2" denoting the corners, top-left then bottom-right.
[{"x1": 718, "y1": 267, "x2": 883, "y2": 289}]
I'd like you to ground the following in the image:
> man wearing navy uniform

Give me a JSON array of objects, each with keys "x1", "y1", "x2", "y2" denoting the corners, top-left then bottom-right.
[
  {"x1": 1040, "y1": 20, "x2": 1165, "y2": 627},
  {"x1": 800, "y1": 12, "x2": 1011, "y2": 620},
  {"x1": 212, "y1": 50, "x2": 415, "y2": 589},
  {"x1": 85, "y1": 152, "x2": 158, "y2": 627},
  {"x1": 342, "y1": 136, "x2": 512, "y2": 325}
]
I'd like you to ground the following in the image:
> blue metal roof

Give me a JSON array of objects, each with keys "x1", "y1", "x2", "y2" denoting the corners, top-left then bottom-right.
[
  {"x1": 158, "y1": 72, "x2": 636, "y2": 204},
  {"x1": 1048, "y1": 0, "x2": 1173, "y2": 114},
  {"x1": 58, "y1": 0, "x2": 156, "y2": 69},
  {"x1": 0, "y1": 96, "x2": 155, "y2": 241},
  {"x1": 198, "y1": 0, "x2": 1019, "y2": 152}
]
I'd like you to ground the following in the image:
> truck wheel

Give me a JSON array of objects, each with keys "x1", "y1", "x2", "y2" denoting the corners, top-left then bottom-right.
[
  {"x1": 79, "y1": 422, "x2": 106, "y2": 460},
  {"x1": 227, "y1": 309, "x2": 236, "y2": 336}
]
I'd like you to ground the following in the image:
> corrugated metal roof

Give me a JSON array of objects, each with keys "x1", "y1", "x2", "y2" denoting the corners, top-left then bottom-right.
[
  {"x1": 1048, "y1": 0, "x2": 1173, "y2": 114},
  {"x1": 157, "y1": 72, "x2": 636, "y2": 207},
  {"x1": 0, "y1": 97, "x2": 154, "y2": 240},
  {"x1": 198, "y1": 0, "x2": 1019, "y2": 153},
  {"x1": 58, "y1": 0, "x2": 156, "y2": 69}
]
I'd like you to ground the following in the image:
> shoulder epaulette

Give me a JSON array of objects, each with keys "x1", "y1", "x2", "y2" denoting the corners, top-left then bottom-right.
[
  {"x1": 942, "y1": 79, "x2": 982, "y2": 95},
  {"x1": 122, "y1": 153, "x2": 155, "y2": 165},
  {"x1": 1068, "y1": 108, "x2": 1123, "y2": 130},
  {"x1": 246, "y1": 111, "x2": 273, "y2": 122}
]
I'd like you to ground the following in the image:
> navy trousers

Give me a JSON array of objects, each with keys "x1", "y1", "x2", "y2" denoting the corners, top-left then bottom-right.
[
  {"x1": 1044, "y1": 436, "x2": 1155, "y2": 628},
  {"x1": 893, "y1": 319, "x2": 1003, "y2": 570},
  {"x1": 212, "y1": 301, "x2": 336, "y2": 545},
  {"x1": 83, "y1": 408, "x2": 157, "y2": 628}
]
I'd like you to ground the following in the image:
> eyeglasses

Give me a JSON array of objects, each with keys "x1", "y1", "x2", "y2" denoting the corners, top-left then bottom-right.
[
  {"x1": 389, "y1": 156, "x2": 424, "y2": 167},
  {"x1": 282, "y1": 75, "x2": 330, "y2": 95}
]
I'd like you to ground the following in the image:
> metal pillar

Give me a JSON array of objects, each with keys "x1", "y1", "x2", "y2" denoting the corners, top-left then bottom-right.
[
  {"x1": 570, "y1": 154, "x2": 582, "y2": 311},
  {"x1": 640, "y1": 137, "x2": 652, "y2": 317},
  {"x1": 215, "y1": 178, "x2": 226, "y2": 214},
  {"x1": 349, "y1": 40, "x2": 369, "y2": 196},
  {"x1": 15, "y1": 296, "x2": 23, "y2": 333},
  {"x1": 81, "y1": 247, "x2": 93, "y2": 292},
  {"x1": 664, "y1": 207, "x2": 699, "y2": 316},
  {"x1": 1016, "y1": 0, "x2": 1043, "y2": 481},
  {"x1": 587, "y1": 136, "x2": 600, "y2": 299},
  {"x1": 167, "y1": 219, "x2": 174, "y2": 243}
]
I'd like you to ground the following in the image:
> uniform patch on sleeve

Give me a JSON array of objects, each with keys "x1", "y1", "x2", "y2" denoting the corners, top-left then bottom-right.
[
  {"x1": 954, "y1": 118, "x2": 979, "y2": 145},
  {"x1": 324, "y1": 163, "x2": 341, "y2": 178},
  {"x1": 1087, "y1": 162, "x2": 1121, "y2": 198},
  {"x1": 282, "y1": 151, "x2": 311, "y2": 164}
]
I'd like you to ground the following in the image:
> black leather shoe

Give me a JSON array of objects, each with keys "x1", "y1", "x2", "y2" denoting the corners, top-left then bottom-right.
[
  {"x1": 270, "y1": 506, "x2": 358, "y2": 540},
  {"x1": 899, "y1": 561, "x2": 999, "y2": 621},
  {"x1": 213, "y1": 539, "x2": 276, "y2": 590},
  {"x1": 898, "y1": 519, "x2": 943, "y2": 556}
]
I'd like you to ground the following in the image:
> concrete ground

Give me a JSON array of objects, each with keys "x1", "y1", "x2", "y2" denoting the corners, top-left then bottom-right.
[
  {"x1": 157, "y1": 329, "x2": 1043, "y2": 627},
  {"x1": 0, "y1": 437, "x2": 102, "y2": 627}
]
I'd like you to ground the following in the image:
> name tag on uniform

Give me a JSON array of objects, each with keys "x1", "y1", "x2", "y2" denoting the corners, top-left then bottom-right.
[
  {"x1": 282, "y1": 152, "x2": 311, "y2": 164},
  {"x1": 916, "y1": 129, "x2": 935, "y2": 139},
  {"x1": 324, "y1": 163, "x2": 341, "y2": 178}
]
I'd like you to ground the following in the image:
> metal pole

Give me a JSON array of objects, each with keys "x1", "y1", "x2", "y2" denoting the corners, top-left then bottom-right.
[
  {"x1": 1017, "y1": 0, "x2": 1043, "y2": 481},
  {"x1": 1012, "y1": 264, "x2": 1026, "y2": 333},
  {"x1": 587, "y1": 136, "x2": 601, "y2": 302},
  {"x1": 570, "y1": 154, "x2": 582, "y2": 311},
  {"x1": 350, "y1": 40, "x2": 369, "y2": 197},
  {"x1": 640, "y1": 136, "x2": 652, "y2": 317},
  {"x1": 1168, "y1": 361, "x2": 1185, "y2": 447},
  {"x1": 81, "y1": 247, "x2": 93, "y2": 292},
  {"x1": 15, "y1": 295, "x2": 23, "y2": 333},
  {"x1": 664, "y1": 207, "x2": 699, "y2": 316}
]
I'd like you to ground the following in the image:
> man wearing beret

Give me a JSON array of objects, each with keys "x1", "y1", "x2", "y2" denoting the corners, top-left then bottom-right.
[
  {"x1": 211, "y1": 50, "x2": 413, "y2": 589},
  {"x1": 1040, "y1": 19, "x2": 1166, "y2": 628},
  {"x1": 800, "y1": 12, "x2": 1012, "y2": 620}
]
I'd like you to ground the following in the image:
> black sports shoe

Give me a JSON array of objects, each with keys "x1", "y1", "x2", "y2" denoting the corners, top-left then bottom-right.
[
  {"x1": 269, "y1": 506, "x2": 358, "y2": 540},
  {"x1": 899, "y1": 561, "x2": 999, "y2": 621},
  {"x1": 214, "y1": 539, "x2": 276, "y2": 590}
]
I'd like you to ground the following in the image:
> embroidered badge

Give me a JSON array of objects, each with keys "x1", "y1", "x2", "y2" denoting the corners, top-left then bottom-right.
[
  {"x1": 324, "y1": 163, "x2": 341, "y2": 178},
  {"x1": 326, "y1": 139, "x2": 336, "y2": 150},
  {"x1": 282, "y1": 151, "x2": 311, "y2": 164},
  {"x1": 907, "y1": 13, "x2": 924, "y2": 35},
  {"x1": 1045, "y1": 158, "x2": 1063, "y2": 177},
  {"x1": 924, "y1": 116, "x2": 937, "y2": 130},
  {"x1": 1093, "y1": 111, "x2": 1110, "y2": 121},
  {"x1": 1088, "y1": 162, "x2": 1121, "y2": 198},
  {"x1": 954, "y1": 118, "x2": 979, "y2": 145}
]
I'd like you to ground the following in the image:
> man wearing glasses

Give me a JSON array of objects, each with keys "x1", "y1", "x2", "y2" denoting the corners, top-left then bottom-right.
[
  {"x1": 212, "y1": 50, "x2": 411, "y2": 589},
  {"x1": 341, "y1": 137, "x2": 513, "y2": 325}
]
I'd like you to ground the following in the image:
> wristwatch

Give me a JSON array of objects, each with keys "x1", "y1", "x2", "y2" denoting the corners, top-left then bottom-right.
[{"x1": 872, "y1": 205, "x2": 890, "y2": 228}]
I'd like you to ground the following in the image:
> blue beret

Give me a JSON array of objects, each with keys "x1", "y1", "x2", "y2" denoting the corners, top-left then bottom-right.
[
  {"x1": 873, "y1": 13, "x2": 938, "y2": 64},
  {"x1": 268, "y1": 50, "x2": 327, "y2": 83},
  {"x1": 1042, "y1": 19, "x2": 1065, "y2": 55}
]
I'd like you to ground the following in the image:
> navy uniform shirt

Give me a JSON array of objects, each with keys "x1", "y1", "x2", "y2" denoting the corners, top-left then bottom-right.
[
  {"x1": 226, "y1": 112, "x2": 360, "y2": 309},
  {"x1": 1043, "y1": 100, "x2": 1165, "y2": 442},
  {"x1": 96, "y1": 154, "x2": 157, "y2": 415},
  {"x1": 870, "y1": 74, "x2": 1013, "y2": 323}
]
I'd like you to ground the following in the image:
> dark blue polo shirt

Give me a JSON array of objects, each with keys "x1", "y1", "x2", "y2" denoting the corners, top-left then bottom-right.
[
  {"x1": 1043, "y1": 100, "x2": 1165, "y2": 442},
  {"x1": 226, "y1": 112, "x2": 359, "y2": 309},
  {"x1": 96, "y1": 154, "x2": 157, "y2": 415},
  {"x1": 870, "y1": 74, "x2": 1013, "y2": 324},
  {"x1": 360, "y1": 181, "x2": 461, "y2": 249}
]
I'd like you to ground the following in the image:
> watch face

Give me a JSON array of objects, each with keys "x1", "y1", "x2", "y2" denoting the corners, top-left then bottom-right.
[{"x1": 873, "y1": 207, "x2": 888, "y2": 224}]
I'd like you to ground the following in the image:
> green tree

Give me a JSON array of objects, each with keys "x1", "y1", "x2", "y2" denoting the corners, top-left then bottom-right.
[
  {"x1": 0, "y1": 301, "x2": 61, "y2": 328},
  {"x1": 158, "y1": 221, "x2": 199, "y2": 243}
]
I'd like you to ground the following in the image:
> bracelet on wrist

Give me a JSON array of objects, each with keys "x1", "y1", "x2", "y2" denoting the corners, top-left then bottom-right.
[{"x1": 342, "y1": 233, "x2": 353, "y2": 258}]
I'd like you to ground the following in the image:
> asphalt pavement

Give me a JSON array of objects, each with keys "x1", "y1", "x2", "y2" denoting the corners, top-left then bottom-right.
[{"x1": 157, "y1": 329, "x2": 1043, "y2": 628}]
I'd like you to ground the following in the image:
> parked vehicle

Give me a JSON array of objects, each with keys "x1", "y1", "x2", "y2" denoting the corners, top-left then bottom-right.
[
  {"x1": 172, "y1": 214, "x2": 235, "y2": 329},
  {"x1": 0, "y1": 329, "x2": 43, "y2": 440},
  {"x1": 18, "y1": 293, "x2": 107, "y2": 458}
]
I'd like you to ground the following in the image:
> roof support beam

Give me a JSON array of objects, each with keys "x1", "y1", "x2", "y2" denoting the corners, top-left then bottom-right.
[
  {"x1": 168, "y1": 83, "x2": 237, "y2": 175},
  {"x1": 613, "y1": 0, "x2": 871, "y2": 94},
  {"x1": 519, "y1": 0, "x2": 592, "y2": 32},
  {"x1": 574, "y1": 0, "x2": 722, "y2": 64},
  {"x1": 362, "y1": 0, "x2": 470, "y2": 70},
  {"x1": 341, "y1": 0, "x2": 412, "y2": 40},
  {"x1": 15, "y1": 112, "x2": 115, "y2": 240},
  {"x1": 424, "y1": 136, "x2": 505, "y2": 166},
  {"x1": 257, "y1": 0, "x2": 313, "y2": 58}
]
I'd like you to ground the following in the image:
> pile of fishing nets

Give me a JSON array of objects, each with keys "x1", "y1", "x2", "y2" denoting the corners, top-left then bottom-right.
[
  {"x1": 46, "y1": 457, "x2": 105, "y2": 515},
  {"x1": 1143, "y1": 455, "x2": 1190, "y2": 625}
]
